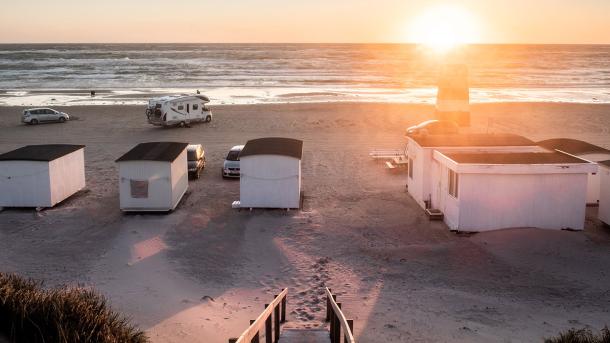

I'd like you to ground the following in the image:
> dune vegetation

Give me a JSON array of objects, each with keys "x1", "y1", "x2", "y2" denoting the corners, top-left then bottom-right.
[{"x1": 0, "y1": 272, "x2": 147, "y2": 343}]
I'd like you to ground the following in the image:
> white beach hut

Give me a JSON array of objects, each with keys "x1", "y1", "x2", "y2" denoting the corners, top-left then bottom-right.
[
  {"x1": 406, "y1": 133, "x2": 541, "y2": 210},
  {"x1": 239, "y1": 137, "x2": 303, "y2": 209},
  {"x1": 431, "y1": 151, "x2": 596, "y2": 231},
  {"x1": 116, "y1": 142, "x2": 188, "y2": 212},
  {"x1": 598, "y1": 160, "x2": 610, "y2": 226},
  {"x1": 538, "y1": 138, "x2": 610, "y2": 205},
  {"x1": 0, "y1": 144, "x2": 85, "y2": 208}
]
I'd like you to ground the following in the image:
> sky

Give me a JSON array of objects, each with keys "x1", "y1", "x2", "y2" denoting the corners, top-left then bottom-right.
[{"x1": 0, "y1": 0, "x2": 609, "y2": 44}]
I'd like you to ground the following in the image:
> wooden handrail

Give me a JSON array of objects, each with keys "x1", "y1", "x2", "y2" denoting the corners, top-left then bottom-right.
[
  {"x1": 230, "y1": 288, "x2": 288, "y2": 343},
  {"x1": 325, "y1": 287, "x2": 355, "y2": 343}
]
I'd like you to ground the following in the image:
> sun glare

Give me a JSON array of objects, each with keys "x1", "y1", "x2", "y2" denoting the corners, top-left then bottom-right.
[{"x1": 408, "y1": 5, "x2": 479, "y2": 53}]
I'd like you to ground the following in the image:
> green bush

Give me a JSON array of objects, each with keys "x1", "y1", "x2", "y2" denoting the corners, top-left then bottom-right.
[
  {"x1": 0, "y1": 273, "x2": 147, "y2": 343},
  {"x1": 545, "y1": 326, "x2": 610, "y2": 343}
]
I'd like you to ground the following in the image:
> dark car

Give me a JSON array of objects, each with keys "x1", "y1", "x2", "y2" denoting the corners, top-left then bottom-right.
[
  {"x1": 405, "y1": 120, "x2": 459, "y2": 136},
  {"x1": 187, "y1": 144, "x2": 206, "y2": 179}
]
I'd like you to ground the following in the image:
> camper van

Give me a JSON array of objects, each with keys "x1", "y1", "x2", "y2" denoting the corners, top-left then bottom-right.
[{"x1": 146, "y1": 95, "x2": 213, "y2": 127}]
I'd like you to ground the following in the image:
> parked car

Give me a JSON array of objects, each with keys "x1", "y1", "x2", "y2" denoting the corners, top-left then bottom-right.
[
  {"x1": 222, "y1": 145, "x2": 244, "y2": 178},
  {"x1": 405, "y1": 120, "x2": 458, "y2": 136},
  {"x1": 23, "y1": 108, "x2": 69, "y2": 125},
  {"x1": 187, "y1": 144, "x2": 206, "y2": 179}
]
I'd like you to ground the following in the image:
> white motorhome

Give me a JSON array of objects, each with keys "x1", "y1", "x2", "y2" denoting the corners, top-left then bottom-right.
[{"x1": 146, "y1": 94, "x2": 213, "y2": 127}]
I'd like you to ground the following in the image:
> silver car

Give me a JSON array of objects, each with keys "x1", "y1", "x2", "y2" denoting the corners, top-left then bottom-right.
[
  {"x1": 23, "y1": 108, "x2": 69, "y2": 125},
  {"x1": 222, "y1": 145, "x2": 244, "y2": 178}
]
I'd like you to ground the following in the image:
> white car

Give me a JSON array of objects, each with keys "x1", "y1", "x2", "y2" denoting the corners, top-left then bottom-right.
[
  {"x1": 222, "y1": 145, "x2": 244, "y2": 178},
  {"x1": 23, "y1": 108, "x2": 69, "y2": 125}
]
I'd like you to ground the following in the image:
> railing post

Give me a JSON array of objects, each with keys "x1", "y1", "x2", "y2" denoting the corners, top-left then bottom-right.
[
  {"x1": 281, "y1": 292, "x2": 286, "y2": 323},
  {"x1": 274, "y1": 300, "x2": 280, "y2": 343},
  {"x1": 325, "y1": 289, "x2": 331, "y2": 321},
  {"x1": 345, "y1": 319, "x2": 353, "y2": 343},
  {"x1": 250, "y1": 320, "x2": 259, "y2": 343},
  {"x1": 265, "y1": 304, "x2": 272, "y2": 343},
  {"x1": 334, "y1": 303, "x2": 342, "y2": 343}
]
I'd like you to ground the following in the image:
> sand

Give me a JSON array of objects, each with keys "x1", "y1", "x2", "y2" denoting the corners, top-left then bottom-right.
[{"x1": 1, "y1": 102, "x2": 609, "y2": 342}]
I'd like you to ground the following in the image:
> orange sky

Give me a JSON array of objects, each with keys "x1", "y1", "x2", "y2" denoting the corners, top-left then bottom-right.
[{"x1": 0, "y1": 0, "x2": 609, "y2": 43}]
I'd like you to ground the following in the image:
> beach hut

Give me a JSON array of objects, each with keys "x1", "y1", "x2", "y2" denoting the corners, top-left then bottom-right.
[
  {"x1": 0, "y1": 144, "x2": 85, "y2": 208},
  {"x1": 538, "y1": 138, "x2": 610, "y2": 205},
  {"x1": 406, "y1": 133, "x2": 540, "y2": 210},
  {"x1": 116, "y1": 142, "x2": 188, "y2": 212},
  {"x1": 598, "y1": 160, "x2": 610, "y2": 226},
  {"x1": 239, "y1": 137, "x2": 303, "y2": 209},
  {"x1": 431, "y1": 151, "x2": 597, "y2": 231}
]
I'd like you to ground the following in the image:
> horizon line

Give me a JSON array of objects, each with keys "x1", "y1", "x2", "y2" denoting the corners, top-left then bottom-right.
[{"x1": 1, "y1": 42, "x2": 610, "y2": 45}]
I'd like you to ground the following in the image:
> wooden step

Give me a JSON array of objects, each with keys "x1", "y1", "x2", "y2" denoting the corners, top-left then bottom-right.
[{"x1": 279, "y1": 329, "x2": 329, "y2": 343}]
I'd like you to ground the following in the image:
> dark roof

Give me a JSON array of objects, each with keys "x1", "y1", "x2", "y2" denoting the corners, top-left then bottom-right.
[
  {"x1": 599, "y1": 160, "x2": 610, "y2": 168},
  {"x1": 116, "y1": 142, "x2": 188, "y2": 162},
  {"x1": 444, "y1": 152, "x2": 588, "y2": 164},
  {"x1": 0, "y1": 144, "x2": 84, "y2": 162},
  {"x1": 240, "y1": 137, "x2": 303, "y2": 159},
  {"x1": 537, "y1": 138, "x2": 610, "y2": 155},
  {"x1": 410, "y1": 133, "x2": 535, "y2": 147}
]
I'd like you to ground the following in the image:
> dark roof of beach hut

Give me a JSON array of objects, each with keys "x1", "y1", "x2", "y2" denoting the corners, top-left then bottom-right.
[
  {"x1": 240, "y1": 137, "x2": 303, "y2": 159},
  {"x1": 116, "y1": 142, "x2": 188, "y2": 162},
  {"x1": 537, "y1": 138, "x2": 610, "y2": 155},
  {"x1": 411, "y1": 133, "x2": 535, "y2": 148},
  {"x1": 0, "y1": 144, "x2": 85, "y2": 162}
]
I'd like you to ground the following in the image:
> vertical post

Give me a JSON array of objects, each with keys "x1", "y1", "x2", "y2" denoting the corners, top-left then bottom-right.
[
  {"x1": 265, "y1": 304, "x2": 272, "y2": 343},
  {"x1": 281, "y1": 293, "x2": 286, "y2": 323},
  {"x1": 329, "y1": 309, "x2": 335, "y2": 340},
  {"x1": 325, "y1": 290, "x2": 331, "y2": 321},
  {"x1": 334, "y1": 303, "x2": 342, "y2": 343},
  {"x1": 345, "y1": 319, "x2": 353, "y2": 343},
  {"x1": 250, "y1": 320, "x2": 259, "y2": 343},
  {"x1": 274, "y1": 302, "x2": 280, "y2": 343}
]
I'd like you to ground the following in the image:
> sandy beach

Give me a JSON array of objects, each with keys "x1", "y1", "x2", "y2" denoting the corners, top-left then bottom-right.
[{"x1": 1, "y1": 102, "x2": 610, "y2": 342}]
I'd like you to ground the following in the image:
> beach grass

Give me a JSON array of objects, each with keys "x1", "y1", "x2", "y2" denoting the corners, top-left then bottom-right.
[
  {"x1": 546, "y1": 327, "x2": 610, "y2": 343},
  {"x1": 0, "y1": 272, "x2": 147, "y2": 343}
]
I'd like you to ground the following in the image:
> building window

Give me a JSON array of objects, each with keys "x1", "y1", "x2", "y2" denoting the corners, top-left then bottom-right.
[
  {"x1": 408, "y1": 158, "x2": 413, "y2": 179},
  {"x1": 193, "y1": 104, "x2": 198, "y2": 110},
  {"x1": 448, "y1": 169, "x2": 458, "y2": 198},
  {"x1": 130, "y1": 179, "x2": 149, "y2": 198},
  {"x1": 177, "y1": 105, "x2": 184, "y2": 111}
]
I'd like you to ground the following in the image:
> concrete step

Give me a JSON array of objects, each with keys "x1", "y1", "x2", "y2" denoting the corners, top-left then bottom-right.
[{"x1": 279, "y1": 329, "x2": 329, "y2": 343}]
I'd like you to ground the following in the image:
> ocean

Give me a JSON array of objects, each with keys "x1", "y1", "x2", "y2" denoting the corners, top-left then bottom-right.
[{"x1": 1, "y1": 43, "x2": 609, "y2": 106}]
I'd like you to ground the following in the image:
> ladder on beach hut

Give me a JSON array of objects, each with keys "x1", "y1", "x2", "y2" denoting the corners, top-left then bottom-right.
[{"x1": 229, "y1": 288, "x2": 355, "y2": 343}]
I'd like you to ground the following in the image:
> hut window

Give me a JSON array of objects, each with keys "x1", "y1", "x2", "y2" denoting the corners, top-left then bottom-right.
[
  {"x1": 130, "y1": 180, "x2": 149, "y2": 198},
  {"x1": 408, "y1": 158, "x2": 413, "y2": 179},
  {"x1": 448, "y1": 169, "x2": 459, "y2": 198}
]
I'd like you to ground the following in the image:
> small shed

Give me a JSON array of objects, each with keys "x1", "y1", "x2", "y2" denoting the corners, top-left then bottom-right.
[
  {"x1": 239, "y1": 137, "x2": 303, "y2": 209},
  {"x1": 116, "y1": 142, "x2": 188, "y2": 212},
  {"x1": 538, "y1": 138, "x2": 610, "y2": 205},
  {"x1": 599, "y1": 160, "x2": 610, "y2": 226},
  {"x1": 0, "y1": 144, "x2": 85, "y2": 208},
  {"x1": 432, "y1": 151, "x2": 597, "y2": 231}
]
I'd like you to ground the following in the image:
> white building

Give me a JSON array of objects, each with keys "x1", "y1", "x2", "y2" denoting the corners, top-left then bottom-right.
[
  {"x1": 116, "y1": 142, "x2": 188, "y2": 212},
  {"x1": 406, "y1": 133, "x2": 540, "y2": 209},
  {"x1": 239, "y1": 137, "x2": 303, "y2": 209},
  {"x1": 0, "y1": 144, "x2": 85, "y2": 208},
  {"x1": 432, "y1": 151, "x2": 596, "y2": 231},
  {"x1": 538, "y1": 138, "x2": 610, "y2": 205},
  {"x1": 599, "y1": 160, "x2": 610, "y2": 226},
  {"x1": 406, "y1": 133, "x2": 597, "y2": 231}
]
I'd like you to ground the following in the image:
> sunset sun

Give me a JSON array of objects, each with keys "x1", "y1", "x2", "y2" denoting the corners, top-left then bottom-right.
[{"x1": 408, "y1": 5, "x2": 479, "y2": 52}]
